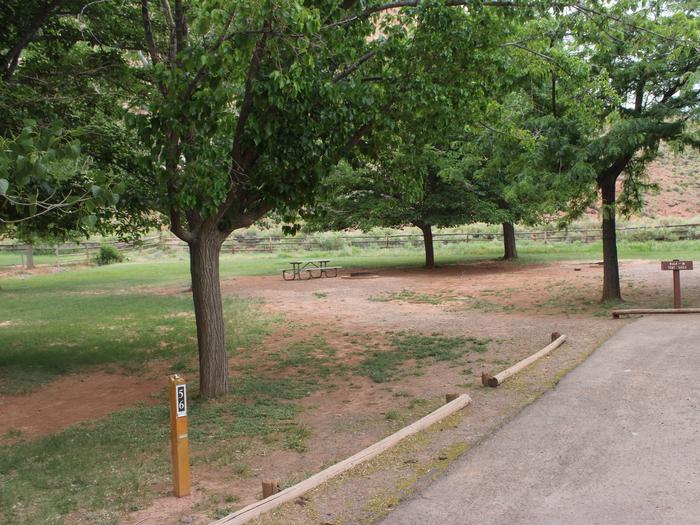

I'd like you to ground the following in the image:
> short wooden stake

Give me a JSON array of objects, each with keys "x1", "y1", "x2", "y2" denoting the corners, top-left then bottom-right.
[
  {"x1": 481, "y1": 372, "x2": 499, "y2": 388},
  {"x1": 262, "y1": 480, "x2": 279, "y2": 499},
  {"x1": 445, "y1": 393, "x2": 460, "y2": 403},
  {"x1": 169, "y1": 374, "x2": 191, "y2": 497}
]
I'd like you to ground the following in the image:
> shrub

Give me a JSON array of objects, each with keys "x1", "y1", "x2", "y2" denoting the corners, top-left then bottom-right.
[
  {"x1": 312, "y1": 232, "x2": 348, "y2": 251},
  {"x1": 94, "y1": 244, "x2": 124, "y2": 265}
]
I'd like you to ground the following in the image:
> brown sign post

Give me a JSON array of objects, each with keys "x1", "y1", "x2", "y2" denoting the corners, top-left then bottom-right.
[
  {"x1": 661, "y1": 260, "x2": 693, "y2": 308},
  {"x1": 169, "y1": 374, "x2": 191, "y2": 497}
]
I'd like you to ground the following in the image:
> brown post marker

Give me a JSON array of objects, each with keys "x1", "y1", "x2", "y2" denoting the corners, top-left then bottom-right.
[
  {"x1": 261, "y1": 480, "x2": 279, "y2": 499},
  {"x1": 445, "y1": 393, "x2": 460, "y2": 403},
  {"x1": 673, "y1": 269, "x2": 681, "y2": 308},
  {"x1": 169, "y1": 374, "x2": 191, "y2": 497}
]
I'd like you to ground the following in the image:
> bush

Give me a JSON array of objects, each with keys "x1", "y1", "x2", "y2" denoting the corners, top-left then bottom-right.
[
  {"x1": 311, "y1": 232, "x2": 348, "y2": 251},
  {"x1": 94, "y1": 244, "x2": 124, "y2": 265}
]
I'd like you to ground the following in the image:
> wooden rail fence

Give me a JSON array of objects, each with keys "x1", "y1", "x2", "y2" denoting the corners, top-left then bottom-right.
[{"x1": 1, "y1": 223, "x2": 699, "y2": 266}]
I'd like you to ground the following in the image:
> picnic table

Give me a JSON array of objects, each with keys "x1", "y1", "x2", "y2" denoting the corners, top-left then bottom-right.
[{"x1": 282, "y1": 259, "x2": 342, "y2": 281}]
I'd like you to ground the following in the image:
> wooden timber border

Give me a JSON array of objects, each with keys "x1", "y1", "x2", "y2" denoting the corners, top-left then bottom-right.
[
  {"x1": 612, "y1": 308, "x2": 700, "y2": 319},
  {"x1": 482, "y1": 334, "x2": 567, "y2": 388},
  {"x1": 210, "y1": 394, "x2": 471, "y2": 525}
]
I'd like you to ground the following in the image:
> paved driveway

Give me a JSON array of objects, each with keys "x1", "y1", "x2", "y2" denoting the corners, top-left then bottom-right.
[{"x1": 381, "y1": 315, "x2": 700, "y2": 525}]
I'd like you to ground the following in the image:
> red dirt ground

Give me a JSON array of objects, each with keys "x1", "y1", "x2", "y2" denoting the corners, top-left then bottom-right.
[{"x1": 1, "y1": 370, "x2": 166, "y2": 443}]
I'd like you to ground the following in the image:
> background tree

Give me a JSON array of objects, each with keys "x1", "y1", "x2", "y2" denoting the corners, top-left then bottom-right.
[
  {"x1": 572, "y1": 0, "x2": 700, "y2": 300},
  {"x1": 304, "y1": 144, "x2": 502, "y2": 268},
  {"x1": 501, "y1": 3, "x2": 700, "y2": 301}
]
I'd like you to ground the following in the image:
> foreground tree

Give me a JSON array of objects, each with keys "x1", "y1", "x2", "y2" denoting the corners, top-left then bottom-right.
[{"x1": 135, "y1": 1, "x2": 519, "y2": 396}]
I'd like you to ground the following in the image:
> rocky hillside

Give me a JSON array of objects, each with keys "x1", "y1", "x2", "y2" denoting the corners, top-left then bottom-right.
[{"x1": 641, "y1": 146, "x2": 700, "y2": 218}]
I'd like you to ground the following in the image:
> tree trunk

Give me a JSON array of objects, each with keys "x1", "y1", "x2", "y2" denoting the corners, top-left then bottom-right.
[
  {"x1": 600, "y1": 175, "x2": 622, "y2": 302},
  {"x1": 25, "y1": 243, "x2": 34, "y2": 270},
  {"x1": 502, "y1": 222, "x2": 518, "y2": 260},
  {"x1": 189, "y1": 231, "x2": 229, "y2": 398},
  {"x1": 418, "y1": 223, "x2": 435, "y2": 268}
]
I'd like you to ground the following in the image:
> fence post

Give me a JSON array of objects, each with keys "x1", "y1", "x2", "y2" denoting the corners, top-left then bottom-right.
[{"x1": 25, "y1": 243, "x2": 35, "y2": 270}]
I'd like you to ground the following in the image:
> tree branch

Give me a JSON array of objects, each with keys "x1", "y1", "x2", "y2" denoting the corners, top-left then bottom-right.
[
  {"x1": 333, "y1": 49, "x2": 380, "y2": 82},
  {"x1": 1, "y1": 0, "x2": 63, "y2": 80},
  {"x1": 182, "y1": 7, "x2": 238, "y2": 101},
  {"x1": 159, "y1": 0, "x2": 177, "y2": 63},
  {"x1": 221, "y1": 201, "x2": 273, "y2": 236},
  {"x1": 230, "y1": 19, "x2": 270, "y2": 166},
  {"x1": 168, "y1": 206, "x2": 192, "y2": 242},
  {"x1": 174, "y1": 0, "x2": 186, "y2": 55},
  {"x1": 323, "y1": 0, "x2": 520, "y2": 29},
  {"x1": 598, "y1": 154, "x2": 633, "y2": 185},
  {"x1": 140, "y1": 0, "x2": 161, "y2": 66}
]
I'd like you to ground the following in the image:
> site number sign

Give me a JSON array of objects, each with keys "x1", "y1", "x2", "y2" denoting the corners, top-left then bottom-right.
[{"x1": 176, "y1": 384, "x2": 187, "y2": 417}]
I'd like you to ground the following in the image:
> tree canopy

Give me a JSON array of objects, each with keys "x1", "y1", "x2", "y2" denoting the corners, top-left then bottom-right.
[
  {"x1": 3, "y1": 0, "x2": 699, "y2": 397},
  {"x1": 0, "y1": 0, "x2": 153, "y2": 241}
]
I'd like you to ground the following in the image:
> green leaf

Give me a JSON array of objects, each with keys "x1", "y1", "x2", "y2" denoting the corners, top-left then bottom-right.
[
  {"x1": 0, "y1": 178, "x2": 8, "y2": 195},
  {"x1": 81, "y1": 214, "x2": 98, "y2": 229}
]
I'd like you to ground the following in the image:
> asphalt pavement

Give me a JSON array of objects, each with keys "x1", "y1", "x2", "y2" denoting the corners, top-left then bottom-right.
[{"x1": 380, "y1": 315, "x2": 700, "y2": 525}]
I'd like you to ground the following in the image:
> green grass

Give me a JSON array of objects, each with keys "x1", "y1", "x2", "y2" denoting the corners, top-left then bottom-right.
[
  {"x1": 0, "y1": 287, "x2": 272, "y2": 394},
  {"x1": 369, "y1": 289, "x2": 449, "y2": 304},
  {"x1": 357, "y1": 333, "x2": 490, "y2": 383},
  {"x1": 268, "y1": 335, "x2": 347, "y2": 380},
  {"x1": 0, "y1": 251, "x2": 86, "y2": 268}
]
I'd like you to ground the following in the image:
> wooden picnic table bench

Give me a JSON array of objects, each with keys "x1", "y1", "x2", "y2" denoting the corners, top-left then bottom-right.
[{"x1": 281, "y1": 259, "x2": 342, "y2": 280}]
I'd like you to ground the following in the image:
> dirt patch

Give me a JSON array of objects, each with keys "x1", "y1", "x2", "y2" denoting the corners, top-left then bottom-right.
[{"x1": 1, "y1": 368, "x2": 167, "y2": 443}]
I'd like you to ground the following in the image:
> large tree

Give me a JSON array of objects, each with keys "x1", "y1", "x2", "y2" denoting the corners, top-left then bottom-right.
[
  {"x1": 304, "y1": 145, "x2": 503, "y2": 268},
  {"x1": 509, "y1": 2, "x2": 700, "y2": 301},
  {"x1": 574, "y1": 1, "x2": 700, "y2": 300},
  {"x1": 135, "y1": 0, "x2": 522, "y2": 397},
  {"x1": 461, "y1": 3, "x2": 700, "y2": 301}
]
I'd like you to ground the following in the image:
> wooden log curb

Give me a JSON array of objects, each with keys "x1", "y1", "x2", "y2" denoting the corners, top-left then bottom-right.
[
  {"x1": 210, "y1": 394, "x2": 472, "y2": 525},
  {"x1": 612, "y1": 308, "x2": 700, "y2": 319},
  {"x1": 482, "y1": 333, "x2": 567, "y2": 388}
]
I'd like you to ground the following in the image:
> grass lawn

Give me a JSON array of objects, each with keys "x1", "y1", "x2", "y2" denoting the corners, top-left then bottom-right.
[
  {"x1": 2, "y1": 239, "x2": 700, "y2": 523},
  {"x1": 0, "y1": 251, "x2": 87, "y2": 268}
]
